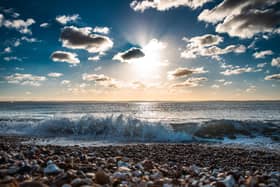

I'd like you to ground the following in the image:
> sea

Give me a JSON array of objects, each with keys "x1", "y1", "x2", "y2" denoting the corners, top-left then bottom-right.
[{"x1": 0, "y1": 101, "x2": 279, "y2": 149}]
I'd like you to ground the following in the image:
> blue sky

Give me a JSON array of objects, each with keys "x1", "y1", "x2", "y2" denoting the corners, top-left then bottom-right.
[{"x1": 0, "y1": 0, "x2": 279, "y2": 101}]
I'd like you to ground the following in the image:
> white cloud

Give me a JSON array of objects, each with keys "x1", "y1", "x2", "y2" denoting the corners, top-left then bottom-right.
[
  {"x1": 198, "y1": 0, "x2": 280, "y2": 38},
  {"x1": 271, "y1": 57, "x2": 280, "y2": 68},
  {"x1": 4, "y1": 56, "x2": 22, "y2": 61},
  {"x1": 253, "y1": 50, "x2": 273, "y2": 59},
  {"x1": 171, "y1": 77, "x2": 208, "y2": 88},
  {"x1": 130, "y1": 0, "x2": 212, "y2": 12},
  {"x1": 40, "y1": 22, "x2": 49, "y2": 28},
  {"x1": 88, "y1": 56, "x2": 100, "y2": 61},
  {"x1": 3, "y1": 18, "x2": 35, "y2": 34},
  {"x1": 21, "y1": 36, "x2": 39, "y2": 43},
  {"x1": 246, "y1": 85, "x2": 256, "y2": 93},
  {"x1": 47, "y1": 72, "x2": 63, "y2": 78},
  {"x1": 0, "y1": 14, "x2": 4, "y2": 26},
  {"x1": 221, "y1": 66, "x2": 259, "y2": 76},
  {"x1": 82, "y1": 73, "x2": 112, "y2": 82},
  {"x1": 61, "y1": 80, "x2": 71, "y2": 85},
  {"x1": 60, "y1": 26, "x2": 113, "y2": 53},
  {"x1": 181, "y1": 34, "x2": 246, "y2": 60},
  {"x1": 167, "y1": 67, "x2": 207, "y2": 80},
  {"x1": 223, "y1": 81, "x2": 232, "y2": 86},
  {"x1": 211, "y1": 84, "x2": 220, "y2": 88},
  {"x1": 264, "y1": 74, "x2": 280, "y2": 80},
  {"x1": 5, "y1": 73, "x2": 46, "y2": 87},
  {"x1": 56, "y1": 14, "x2": 80, "y2": 25},
  {"x1": 4, "y1": 47, "x2": 12, "y2": 53},
  {"x1": 50, "y1": 51, "x2": 80, "y2": 65},
  {"x1": 93, "y1": 26, "x2": 110, "y2": 34},
  {"x1": 257, "y1": 63, "x2": 267, "y2": 68},
  {"x1": 94, "y1": 66, "x2": 102, "y2": 71}
]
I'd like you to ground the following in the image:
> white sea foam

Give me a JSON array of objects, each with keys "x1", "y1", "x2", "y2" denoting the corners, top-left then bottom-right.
[{"x1": 0, "y1": 113, "x2": 280, "y2": 146}]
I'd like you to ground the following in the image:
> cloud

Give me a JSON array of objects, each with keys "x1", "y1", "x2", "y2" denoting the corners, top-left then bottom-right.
[
  {"x1": 211, "y1": 84, "x2": 220, "y2": 88},
  {"x1": 246, "y1": 85, "x2": 257, "y2": 93},
  {"x1": 3, "y1": 47, "x2": 12, "y2": 53},
  {"x1": 94, "y1": 66, "x2": 102, "y2": 71},
  {"x1": 223, "y1": 81, "x2": 232, "y2": 86},
  {"x1": 40, "y1": 22, "x2": 49, "y2": 28},
  {"x1": 167, "y1": 67, "x2": 207, "y2": 79},
  {"x1": 88, "y1": 56, "x2": 100, "y2": 61},
  {"x1": 271, "y1": 57, "x2": 280, "y2": 68},
  {"x1": 56, "y1": 14, "x2": 80, "y2": 25},
  {"x1": 253, "y1": 50, "x2": 273, "y2": 59},
  {"x1": 184, "y1": 34, "x2": 223, "y2": 47},
  {"x1": 221, "y1": 66, "x2": 259, "y2": 75},
  {"x1": 47, "y1": 72, "x2": 63, "y2": 78},
  {"x1": 82, "y1": 73, "x2": 112, "y2": 82},
  {"x1": 4, "y1": 56, "x2": 22, "y2": 61},
  {"x1": 50, "y1": 51, "x2": 80, "y2": 65},
  {"x1": 264, "y1": 73, "x2": 280, "y2": 80},
  {"x1": 93, "y1": 26, "x2": 110, "y2": 34},
  {"x1": 257, "y1": 63, "x2": 267, "y2": 68},
  {"x1": 130, "y1": 0, "x2": 212, "y2": 12},
  {"x1": 21, "y1": 36, "x2": 39, "y2": 43},
  {"x1": 0, "y1": 14, "x2": 3, "y2": 26},
  {"x1": 60, "y1": 26, "x2": 113, "y2": 53},
  {"x1": 1, "y1": 8, "x2": 20, "y2": 18},
  {"x1": 198, "y1": 0, "x2": 280, "y2": 38},
  {"x1": 113, "y1": 48, "x2": 145, "y2": 63},
  {"x1": 181, "y1": 34, "x2": 246, "y2": 60},
  {"x1": 5, "y1": 73, "x2": 46, "y2": 86},
  {"x1": 3, "y1": 17, "x2": 35, "y2": 34},
  {"x1": 61, "y1": 80, "x2": 71, "y2": 85},
  {"x1": 171, "y1": 77, "x2": 208, "y2": 88}
]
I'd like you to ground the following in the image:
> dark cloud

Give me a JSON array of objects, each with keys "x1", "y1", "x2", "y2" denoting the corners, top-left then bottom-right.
[
  {"x1": 168, "y1": 67, "x2": 207, "y2": 80},
  {"x1": 50, "y1": 51, "x2": 80, "y2": 65},
  {"x1": 113, "y1": 47, "x2": 145, "y2": 62},
  {"x1": 60, "y1": 26, "x2": 113, "y2": 53},
  {"x1": 199, "y1": 0, "x2": 280, "y2": 38},
  {"x1": 121, "y1": 48, "x2": 145, "y2": 60}
]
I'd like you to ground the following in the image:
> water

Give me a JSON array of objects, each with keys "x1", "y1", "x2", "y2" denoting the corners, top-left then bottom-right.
[{"x1": 0, "y1": 101, "x2": 279, "y2": 148}]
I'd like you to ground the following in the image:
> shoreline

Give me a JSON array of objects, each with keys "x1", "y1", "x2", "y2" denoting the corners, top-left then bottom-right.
[{"x1": 0, "y1": 135, "x2": 279, "y2": 186}]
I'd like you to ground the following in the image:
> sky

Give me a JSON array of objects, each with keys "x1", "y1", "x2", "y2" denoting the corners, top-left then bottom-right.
[{"x1": 0, "y1": 0, "x2": 279, "y2": 101}]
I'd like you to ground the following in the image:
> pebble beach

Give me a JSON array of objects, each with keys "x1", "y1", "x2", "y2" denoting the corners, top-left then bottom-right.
[{"x1": 0, "y1": 136, "x2": 279, "y2": 187}]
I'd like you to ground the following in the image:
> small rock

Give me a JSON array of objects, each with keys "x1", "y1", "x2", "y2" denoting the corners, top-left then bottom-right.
[
  {"x1": 95, "y1": 170, "x2": 110, "y2": 185},
  {"x1": 44, "y1": 163, "x2": 63, "y2": 175},
  {"x1": 71, "y1": 178, "x2": 92, "y2": 187},
  {"x1": 246, "y1": 176, "x2": 258, "y2": 187},
  {"x1": 19, "y1": 181, "x2": 48, "y2": 187},
  {"x1": 0, "y1": 176, "x2": 18, "y2": 187},
  {"x1": 222, "y1": 175, "x2": 236, "y2": 187}
]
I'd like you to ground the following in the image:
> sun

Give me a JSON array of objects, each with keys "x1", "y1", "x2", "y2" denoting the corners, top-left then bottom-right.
[{"x1": 131, "y1": 39, "x2": 167, "y2": 81}]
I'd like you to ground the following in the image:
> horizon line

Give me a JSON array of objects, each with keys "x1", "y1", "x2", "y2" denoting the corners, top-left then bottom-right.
[{"x1": 0, "y1": 99, "x2": 279, "y2": 103}]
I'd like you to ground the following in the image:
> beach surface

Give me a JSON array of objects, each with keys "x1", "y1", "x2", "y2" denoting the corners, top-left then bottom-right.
[{"x1": 0, "y1": 135, "x2": 279, "y2": 187}]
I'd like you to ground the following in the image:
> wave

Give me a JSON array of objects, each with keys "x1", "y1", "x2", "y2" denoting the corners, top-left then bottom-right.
[{"x1": 0, "y1": 114, "x2": 279, "y2": 143}]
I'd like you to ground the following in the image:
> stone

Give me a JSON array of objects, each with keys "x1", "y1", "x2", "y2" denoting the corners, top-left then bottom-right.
[
  {"x1": 44, "y1": 163, "x2": 63, "y2": 175},
  {"x1": 222, "y1": 175, "x2": 236, "y2": 187},
  {"x1": 0, "y1": 176, "x2": 18, "y2": 187},
  {"x1": 71, "y1": 178, "x2": 93, "y2": 187},
  {"x1": 19, "y1": 181, "x2": 48, "y2": 187},
  {"x1": 246, "y1": 176, "x2": 258, "y2": 187},
  {"x1": 95, "y1": 170, "x2": 110, "y2": 185}
]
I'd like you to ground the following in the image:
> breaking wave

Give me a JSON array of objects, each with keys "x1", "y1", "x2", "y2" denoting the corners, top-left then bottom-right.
[{"x1": 0, "y1": 114, "x2": 279, "y2": 144}]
